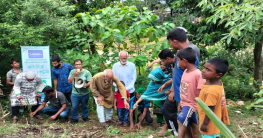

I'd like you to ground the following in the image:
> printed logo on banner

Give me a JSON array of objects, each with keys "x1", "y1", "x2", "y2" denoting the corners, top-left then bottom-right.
[{"x1": 28, "y1": 50, "x2": 43, "y2": 58}]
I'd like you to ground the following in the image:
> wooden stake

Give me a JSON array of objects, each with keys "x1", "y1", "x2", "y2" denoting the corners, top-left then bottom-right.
[
  {"x1": 89, "y1": 130, "x2": 100, "y2": 138},
  {"x1": 0, "y1": 112, "x2": 10, "y2": 120},
  {"x1": 0, "y1": 103, "x2": 3, "y2": 116},
  {"x1": 238, "y1": 125, "x2": 248, "y2": 138}
]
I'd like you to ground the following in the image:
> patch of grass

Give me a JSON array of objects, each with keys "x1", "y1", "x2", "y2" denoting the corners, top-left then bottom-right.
[
  {"x1": 0, "y1": 124, "x2": 18, "y2": 135},
  {"x1": 105, "y1": 126, "x2": 122, "y2": 136},
  {"x1": 223, "y1": 105, "x2": 263, "y2": 137},
  {"x1": 42, "y1": 130, "x2": 52, "y2": 138}
]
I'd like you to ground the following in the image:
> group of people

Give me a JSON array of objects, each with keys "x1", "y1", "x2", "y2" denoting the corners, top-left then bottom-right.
[{"x1": 6, "y1": 27, "x2": 230, "y2": 138}]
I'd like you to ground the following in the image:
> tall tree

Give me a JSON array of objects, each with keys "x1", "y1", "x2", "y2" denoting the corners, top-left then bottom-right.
[
  {"x1": 198, "y1": 0, "x2": 263, "y2": 88},
  {"x1": 0, "y1": 0, "x2": 75, "y2": 84}
]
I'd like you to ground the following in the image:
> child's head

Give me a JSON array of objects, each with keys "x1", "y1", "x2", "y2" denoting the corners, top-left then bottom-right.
[
  {"x1": 135, "y1": 88, "x2": 145, "y2": 99},
  {"x1": 176, "y1": 47, "x2": 196, "y2": 69},
  {"x1": 10, "y1": 58, "x2": 20, "y2": 68},
  {"x1": 202, "y1": 58, "x2": 229, "y2": 80},
  {"x1": 158, "y1": 49, "x2": 174, "y2": 66},
  {"x1": 160, "y1": 61, "x2": 166, "y2": 70}
]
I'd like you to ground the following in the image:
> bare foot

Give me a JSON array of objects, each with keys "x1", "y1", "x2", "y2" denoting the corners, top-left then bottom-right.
[
  {"x1": 155, "y1": 132, "x2": 164, "y2": 137},
  {"x1": 155, "y1": 123, "x2": 168, "y2": 137}
]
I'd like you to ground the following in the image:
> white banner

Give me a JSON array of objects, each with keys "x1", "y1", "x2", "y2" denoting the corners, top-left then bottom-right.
[{"x1": 21, "y1": 46, "x2": 52, "y2": 86}]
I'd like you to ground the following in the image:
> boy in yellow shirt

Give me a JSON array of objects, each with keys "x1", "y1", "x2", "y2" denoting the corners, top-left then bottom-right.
[{"x1": 198, "y1": 58, "x2": 230, "y2": 138}]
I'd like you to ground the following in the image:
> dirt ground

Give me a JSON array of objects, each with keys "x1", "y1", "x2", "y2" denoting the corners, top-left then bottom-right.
[
  {"x1": 0, "y1": 106, "x2": 263, "y2": 138},
  {"x1": 0, "y1": 112, "x2": 162, "y2": 138}
]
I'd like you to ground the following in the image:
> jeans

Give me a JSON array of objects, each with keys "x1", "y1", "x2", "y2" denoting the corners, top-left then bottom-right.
[
  {"x1": 94, "y1": 97, "x2": 113, "y2": 123},
  {"x1": 117, "y1": 108, "x2": 129, "y2": 123},
  {"x1": 40, "y1": 106, "x2": 69, "y2": 118},
  {"x1": 71, "y1": 93, "x2": 89, "y2": 120}
]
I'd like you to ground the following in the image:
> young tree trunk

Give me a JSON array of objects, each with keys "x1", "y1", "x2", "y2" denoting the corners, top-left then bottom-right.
[
  {"x1": 138, "y1": 66, "x2": 141, "y2": 76},
  {"x1": 253, "y1": 41, "x2": 263, "y2": 89},
  {"x1": 90, "y1": 43, "x2": 96, "y2": 54}
]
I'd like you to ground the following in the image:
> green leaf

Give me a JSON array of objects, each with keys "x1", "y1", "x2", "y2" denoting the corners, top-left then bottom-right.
[
  {"x1": 135, "y1": 106, "x2": 138, "y2": 123},
  {"x1": 128, "y1": 57, "x2": 135, "y2": 62},
  {"x1": 168, "y1": 23, "x2": 175, "y2": 28},
  {"x1": 134, "y1": 25, "x2": 142, "y2": 35},
  {"x1": 196, "y1": 98, "x2": 235, "y2": 138},
  {"x1": 144, "y1": 45, "x2": 153, "y2": 51},
  {"x1": 83, "y1": 43, "x2": 90, "y2": 49},
  {"x1": 114, "y1": 32, "x2": 123, "y2": 43},
  {"x1": 89, "y1": 33, "x2": 97, "y2": 40},
  {"x1": 149, "y1": 33, "x2": 156, "y2": 42},
  {"x1": 74, "y1": 13, "x2": 83, "y2": 18},
  {"x1": 97, "y1": 21, "x2": 105, "y2": 27},
  {"x1": 90, "y1": 22, "x2": 96, "y2": 27},
  {"x1": 82, "y1": 16, "x2": 89, "y2": 25},
  {"x1": 227, "y1": 36, "x2": 231, "y2": 44},
  {"x1": 95, "y1": 14, "x2": 101, "y2": 19},
  {"x1": 220, "y1": 10, "x2": 225, "y2": 18}
]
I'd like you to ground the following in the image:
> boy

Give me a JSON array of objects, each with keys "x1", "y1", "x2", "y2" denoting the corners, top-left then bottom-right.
[
  {"x1": 32, "y1": 86, "x2": 69, "y2": 121},
  {"x1": 6, "y1": 58, "x2": 22, "y2": 86},
  {"x1": 129, "y1": 88, "x2": 153, "y2": 129},
  {"x1": 114, "y1": 81, "x2": 130, "y2": 126},
  {"x1": 176, "y1": 47, "x2": 205, "y2": 138},
  {"x1": 198, "y1": 58, "x2": 230, "y2": 138}
]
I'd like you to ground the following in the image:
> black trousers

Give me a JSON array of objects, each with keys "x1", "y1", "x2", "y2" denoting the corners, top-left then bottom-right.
[
  {"x1": 63, "y1": 92, "x2": 72, "y2": 103},
  {"x1": 162, "y1": 98, "x2": 179, "y2": 135},
  {"x1": 12, "y1": 105, "x2": 39, "y2": 117}
]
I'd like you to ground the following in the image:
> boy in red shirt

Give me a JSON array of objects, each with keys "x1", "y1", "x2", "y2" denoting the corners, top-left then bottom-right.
[
  {"x1": 114, "y1": 81, "x2": 130, "y2": 126},
  {"x1": 176, "y1": 47, "x2": 205, "y2": 138}
]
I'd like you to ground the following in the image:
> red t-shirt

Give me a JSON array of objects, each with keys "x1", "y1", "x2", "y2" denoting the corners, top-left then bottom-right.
[{"x1": 114, "y1": 90, "x2": 130, "y2": 108}]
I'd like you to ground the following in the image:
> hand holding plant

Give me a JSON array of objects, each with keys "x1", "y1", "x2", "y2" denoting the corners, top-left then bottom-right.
[
  {"x1": 135, "y1": 123, "x2": 143, "y2": 130},
  {"x1": 20, "y1": 99, "x2": 26, "y2": 106}
]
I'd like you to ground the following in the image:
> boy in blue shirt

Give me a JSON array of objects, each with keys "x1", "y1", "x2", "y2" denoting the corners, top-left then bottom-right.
[{"x1": 129, "y1": 88, "x2": 153, "y2": 129}]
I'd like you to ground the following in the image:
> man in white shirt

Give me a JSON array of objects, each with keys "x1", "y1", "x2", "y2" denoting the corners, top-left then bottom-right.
[{"x1": 112, "y1": 51, "x2": 137, "y2": 97}]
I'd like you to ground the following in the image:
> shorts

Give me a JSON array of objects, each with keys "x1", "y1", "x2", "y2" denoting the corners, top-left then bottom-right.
[
  {"x1": 201, "y1": 133, "x2": 220, "y2": 138},
  {"x1": 177, "y1": 106, "x2": 198, "y2": 127}
]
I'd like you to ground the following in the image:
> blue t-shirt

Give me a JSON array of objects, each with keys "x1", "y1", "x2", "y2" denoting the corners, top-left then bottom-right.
[
  {"x1": 52, "y1": 63, "x2": 74, "y2": 93},
  {"x1": 173, "y1": 55, "x2": 199, "y2": 102},
  {"x1": 129, "y1": 96, "x2": 150, "y2": 111}
]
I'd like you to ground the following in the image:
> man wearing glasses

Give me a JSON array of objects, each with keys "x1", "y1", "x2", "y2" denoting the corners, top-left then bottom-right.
[
  {"x1": 112, "y1": 51, "x2": 137, "y2": 98},
  {"x1": 68, "y1": 59, "x2": 92, "y2": 124},
  {"x1": 90, "y1": 69, "x2": 129, "y2": 127}
]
